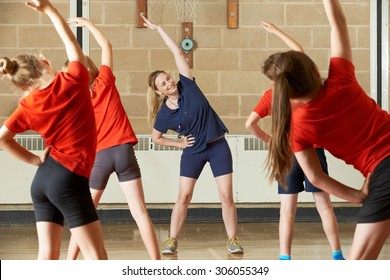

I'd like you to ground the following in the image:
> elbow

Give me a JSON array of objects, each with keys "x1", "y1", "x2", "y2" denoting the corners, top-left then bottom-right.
[
  {"x1": 151, "y1": 136, "x2": 158, "y2": 144},
  {"x1": 106, "y1": 40, "x2": 112, "y2": 50},
  {"x1": 308, "y1": 174, "x2": 320, "y2": 187},
  {"x1": 338, "y1": 13, "x2": 347, "y2": 26},
  {"x1": 0, "y1": 134, "x2": 8, "y2": 149},
  {"x1": 245, "y1": 120, "x2": 254, "y2": 132},
  {"x1": 152, "y1": 135, "x2": 162, "y2": 145},
  {"x1": 306, "y1": 171, "x2": 324, "y2": 190},
  {"x1": 175, "y1": 50, "x2": 186, "y2": 59},
  {"x1": 0, "y1": 137, "x2": 11, "y2": 151}
]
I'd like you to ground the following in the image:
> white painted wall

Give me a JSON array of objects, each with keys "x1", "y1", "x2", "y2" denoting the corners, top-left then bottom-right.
[{"x1": 0, "y1": 135, "x2": 364, "y2": 205}]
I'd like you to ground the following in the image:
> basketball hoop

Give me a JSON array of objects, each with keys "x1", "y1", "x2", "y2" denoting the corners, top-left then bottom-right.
[
  {"x1": 174, "y1": 0, "x2": 197, "y2": 68},
  {"x1": 136, "y1": 0, "x2": 168, "y2": 27}
]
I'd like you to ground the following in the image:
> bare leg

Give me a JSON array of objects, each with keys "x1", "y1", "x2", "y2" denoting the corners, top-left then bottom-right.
[
  {"x1": 69, "y1": 220, "x2": 107, "y2": 260},
  {"x1": 279, "y1": 194, "x2": 298, "y2": 257},
  {"x1": 349, "y1": 219, "x2": 390, "y2": 259},
  {"x1": 120, "y1": 178, "x2": 161, "y2": 260},
  {"x1": 67, "y1": 189, "x2": 104, "y2": 260},
  {"x1": 313, "y1": 191, "x2": 342, "y2": 253},
  {"x1": 36, "y1": 221, "x2": 63, "y2": 260},
  {"x1": 215, "y1": 173, "x2": 237, "y2": 239},
  {"x1": 169, "y1": 176, "x2": 197, "y2": 239}
]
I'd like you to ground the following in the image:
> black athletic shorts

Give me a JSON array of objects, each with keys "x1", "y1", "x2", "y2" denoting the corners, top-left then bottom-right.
[
  {"x1": 31, "y1": 156, "x2": 98, "y2": 228},
  {"x1": 357, "y1": 156, "x2": 390, "y2": 223}
]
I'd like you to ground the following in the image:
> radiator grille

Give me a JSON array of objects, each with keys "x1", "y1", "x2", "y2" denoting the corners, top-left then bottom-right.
[
  {"x1": 150, "y1": 135, "x2": 181, "y2": 151},
  {"x1": 7, "y1": 135, "x2": 268, "y2": 152},
  {"x1": 14, "y1": 135, "x2": 44, "y2": 151},
  {"x1": 134, "y1": 136, "x2": 150, "y2": 151},
  {"x1": 244, "y1": 137, "x2": 269, "y2": 151}
]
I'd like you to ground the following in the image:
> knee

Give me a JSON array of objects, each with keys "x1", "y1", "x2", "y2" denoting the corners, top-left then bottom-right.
[
  {"x1": 219, "y1": 192, "x2": 234, "y2": 205},
  {"x1": 129, "y1": 204, "x2": 149, "y2": 221},
  {"x1": 315, "y1": 199, "x2": 333, "y2": 213},
  {"x1": 279, "y1": 207, "x2": 296, "y2": 220},
  {"x1": 177, "y1": 194, "x2": 192, "y2": 205}
]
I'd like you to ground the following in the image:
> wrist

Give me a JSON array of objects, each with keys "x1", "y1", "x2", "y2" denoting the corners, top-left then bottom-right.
[
  {"x1": 44, "y1": 5, "x2": 57, "y2": 15},
  {"x1": 34, "y1": 155, "x2": 42, "y2": 166},
  {"x1": 180, "y1": 140, "x2": 184, "y2": 150}
]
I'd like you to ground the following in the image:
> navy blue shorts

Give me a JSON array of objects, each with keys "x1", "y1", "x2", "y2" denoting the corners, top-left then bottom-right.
[
  {"x1": 180, "y1": 137, "x2": 233, "y2": 179},
  {"x1": 89, "y1": 143, "x2": 141, "y2": 190},
  {"x1": 31, "y1": 156, "x2": 98, "y2": 229},
  {"x1": 278, "y1": 148, "x2": 328, "y2": 194},
  {"x1": 358, "y1": 156, "x2": 390, "y2": 223}
]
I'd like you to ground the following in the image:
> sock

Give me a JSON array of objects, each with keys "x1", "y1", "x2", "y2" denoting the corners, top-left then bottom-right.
[
  {"x1": 332, "y1": 250, "x2": 345, "y2": 260},
  {"x1": 279, "y1": 255, "x2": 291, "y2": 260}
]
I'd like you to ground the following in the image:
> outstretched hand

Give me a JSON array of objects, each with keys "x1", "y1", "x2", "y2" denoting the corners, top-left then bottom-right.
[
  {"x1": 67, "y1": 17, "x2": 90, "y2": 28},
  {"x1": 140, "y1": 13, "x2": 159, "y2": 30},
  {"x1": 260, "y1": 21, "x2": 277, "y2": 34},
  {"x1": 25, "y1": 0, "x2": 53, "y2": 14}
]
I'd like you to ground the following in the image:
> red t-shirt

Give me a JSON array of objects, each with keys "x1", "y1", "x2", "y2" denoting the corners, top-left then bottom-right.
[
  {"x1": 253, "y1": 89, "x2": 272, "y2": 117},
  {"x1": 4, "y1": 61, "x2": 96, "y2": 178},
  {"x1": 291, "y1": 57, "x2": 390, "y2": 176},
  {"x1": 252, "y1": 88, "x2": 321, "y2": 149},
  {"x1": 92, "y1": 65, "x2": 137, "y2": 152}
]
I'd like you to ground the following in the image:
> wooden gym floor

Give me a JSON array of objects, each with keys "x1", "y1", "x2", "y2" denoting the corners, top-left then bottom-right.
[{"x1": 0, "y1": 222, "x2": 389, "y2": 260}]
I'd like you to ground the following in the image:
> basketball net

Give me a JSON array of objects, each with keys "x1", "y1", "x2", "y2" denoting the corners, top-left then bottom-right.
[
  {"x1": 173, "y1": 0, "x2": 197, "y2": 23},
  {"x1": 147, "y1": 0, "x2": 168, "y2": 23}
]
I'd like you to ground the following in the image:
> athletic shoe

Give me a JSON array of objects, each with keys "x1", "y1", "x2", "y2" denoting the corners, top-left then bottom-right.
[
  {"x1": 161, "y1": 238, "x2": 178, "y2": 255},
  {"x1": 227, "y1": 236, "x2": 244, "y2": 254}
]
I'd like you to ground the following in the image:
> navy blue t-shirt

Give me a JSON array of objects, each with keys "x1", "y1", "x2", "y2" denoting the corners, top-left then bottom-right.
[{"x1": 154, "y1": 74, "x2": 228, "y2": 154}]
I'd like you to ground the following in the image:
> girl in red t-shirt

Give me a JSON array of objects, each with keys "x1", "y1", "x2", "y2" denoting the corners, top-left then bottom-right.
[
  {"x1": 263, "y1": 0, "x2": 390, "y2": 259},
  {"x1": 246, "y1": 22, "x2": 344, "y2": 260},
  {"x1": 63, "y1": 17, "x2": 160, "y2": 260},
  {"x1": 0, "y1": 0, "x2": 107, "y2": 259}
]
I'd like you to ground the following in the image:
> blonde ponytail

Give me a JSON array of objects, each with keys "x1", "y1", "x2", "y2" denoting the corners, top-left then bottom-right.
[
  {"x1": 0, "y1": 57, "x2": 17, "y2": 75},
  {"x1": 146, "y1": 86, "x2": 163, "y2": 127},
  {"x1": 146, "y1": 70, "x2": 165, "y2": 127},
  {"x1": 0, "y1": 55, "x2": 45, "y2": 91}
]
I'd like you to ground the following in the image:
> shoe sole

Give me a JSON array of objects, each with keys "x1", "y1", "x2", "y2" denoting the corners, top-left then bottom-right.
[
  {"x1": 228, "y1": 249, "x2": 244, "y2": 254},
  {"x1": 161, "y1": 250, "x2": 177, "y2": 255}
]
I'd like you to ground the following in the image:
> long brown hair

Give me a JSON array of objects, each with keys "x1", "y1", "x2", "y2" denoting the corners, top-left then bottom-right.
[
  {"x1": 263, "y1": 51, "x2": 322, "y2": 189},
  {"x1": 146, "y1": 70, "x2": 165, "y2": 126}
]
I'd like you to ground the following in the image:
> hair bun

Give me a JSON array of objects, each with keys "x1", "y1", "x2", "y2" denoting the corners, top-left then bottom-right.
[{"x1": 0, "y1": 57, "x2": 17, "y2": 75}]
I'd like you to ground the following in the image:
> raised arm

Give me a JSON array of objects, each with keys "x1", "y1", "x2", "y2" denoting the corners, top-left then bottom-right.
[
  {"x1": 68, "y1": 17, "x2": 112, "y2": 69},
  {"x1": 25, "y1": 0, "x2": 86, "y2": 66},
  {"x1": 323, "y1": 0, "x2": 352, "y2": 61},
  {"x1": 141, "y1": 14, "x2": 192, "y2": 80},
  {"x1": 261, "y1": 22, "x2": 303, "y2": 52}
]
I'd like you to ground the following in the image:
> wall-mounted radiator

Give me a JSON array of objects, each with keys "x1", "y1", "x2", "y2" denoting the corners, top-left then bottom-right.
[{"x1": 0, "y1": 134, "x2": 364, "y2": 204}]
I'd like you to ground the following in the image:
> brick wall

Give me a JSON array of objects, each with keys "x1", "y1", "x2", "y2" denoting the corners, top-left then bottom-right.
[{"x1": 0, "y1": 0, "x2": 372, "y2": 134}]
